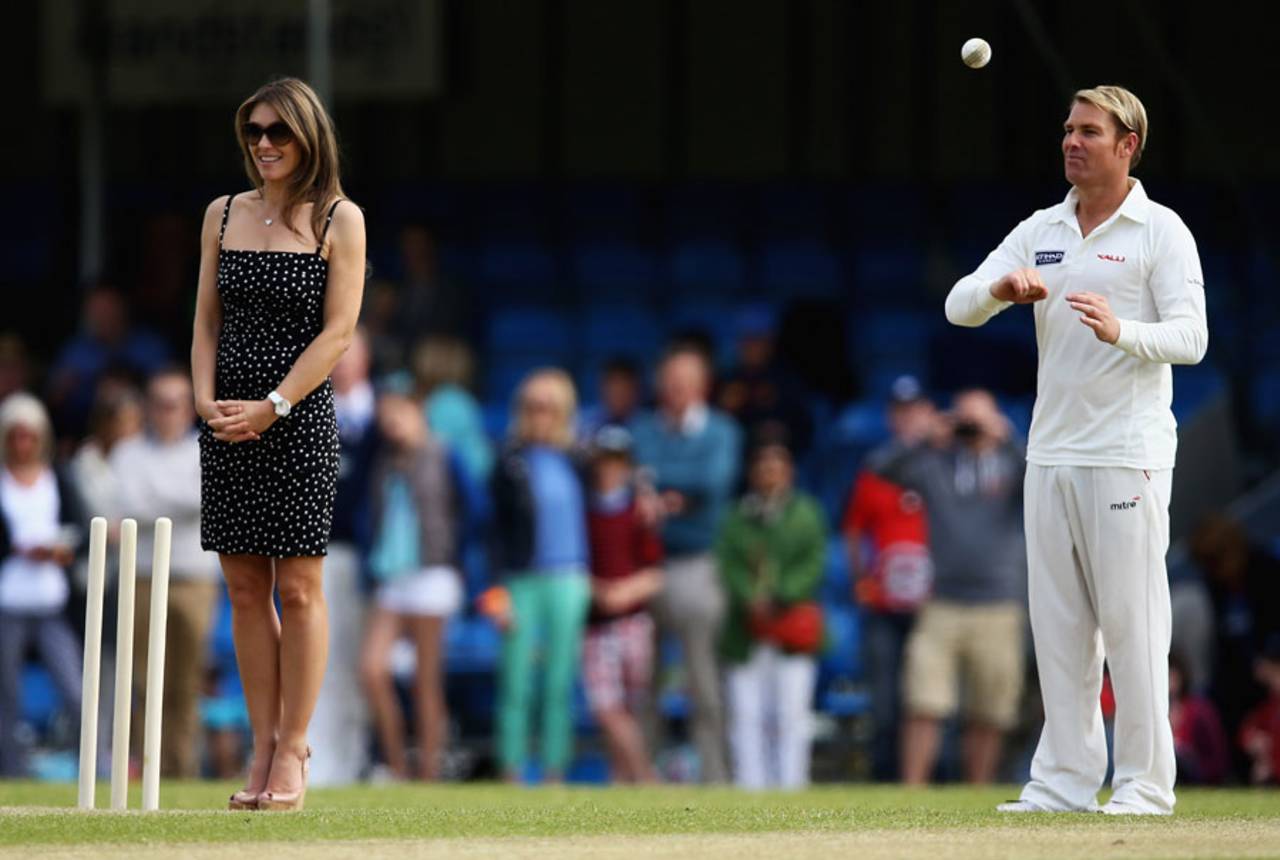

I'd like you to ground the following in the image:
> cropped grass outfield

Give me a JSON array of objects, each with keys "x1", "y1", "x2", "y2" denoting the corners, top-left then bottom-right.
[{"x1": 3, "y1": 783, "x2": 1279, "y2": 859}]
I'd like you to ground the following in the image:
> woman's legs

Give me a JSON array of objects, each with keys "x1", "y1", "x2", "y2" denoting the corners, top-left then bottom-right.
[
  {"x1": 220, "y1": 554, "x2": 279, "y2": 793},
  {"x1": 539, "y1": 574, "x2": 590, "y2": 780},
  {"x1": 270, "y1": 555, "x2": 328, "y2": 793},
  {"x1": 359, "y1": 607, "x2": 408, "y2": 778},
  {"x1": 410, "y1": 614, "x2": 447, "y2": 781},
  {"x1": 499, "y1": 575, "x2": 541, "y2": 780}
]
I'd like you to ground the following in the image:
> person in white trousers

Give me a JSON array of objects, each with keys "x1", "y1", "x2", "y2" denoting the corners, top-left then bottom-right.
[{"x1": 945, "y1": 85, "x2": 1208, "y2": 815}]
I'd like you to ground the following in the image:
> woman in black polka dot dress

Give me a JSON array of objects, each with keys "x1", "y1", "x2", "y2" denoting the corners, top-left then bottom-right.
[{"x1": 191, "y1": 78, "x2": 365, "y2": 812}]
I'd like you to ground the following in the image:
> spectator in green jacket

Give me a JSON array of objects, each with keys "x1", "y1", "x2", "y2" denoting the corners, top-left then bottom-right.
[{"x1": 716, "y1": 428, "x2": 826, "y2": 789}]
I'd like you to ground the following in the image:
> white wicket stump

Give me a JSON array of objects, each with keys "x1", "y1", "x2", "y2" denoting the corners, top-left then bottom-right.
[
  {"x1": 77, "y1": 518, "x2": 108, "y2": 810},
  {"x1": 142, "y1": 518, "x2": 172, "y2": 812},
  {"x1": 110, "y1": 519, "x2": 137, "y2": 810},
  {"x1": 77, "y1": 516, "x2": 173, "y2": 812}
]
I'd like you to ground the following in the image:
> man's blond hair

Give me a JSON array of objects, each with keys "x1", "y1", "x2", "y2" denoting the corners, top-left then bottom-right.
[{"x1": 1073, "y1": 85, "x2": 1148, "y2": 168}]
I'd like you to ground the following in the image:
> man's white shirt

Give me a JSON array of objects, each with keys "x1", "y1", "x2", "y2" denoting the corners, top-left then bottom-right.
[{"x1": 945, "y1": 179, "x2": 1207, "y2": 470}]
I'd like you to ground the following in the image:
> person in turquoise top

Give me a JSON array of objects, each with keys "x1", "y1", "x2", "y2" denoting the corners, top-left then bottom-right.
[
  {"x1": 630, "y1": 343, "x2": 741, "y2": 783},
  {"x1": 488, "y1": 368, "x2": 590, "y2": 782},
  {"x1": 411, "y1": 336, "x2": 494, "y2": 483},
  {"x1": 716, "y1": 429, "x2": 826, "y2": 789}
]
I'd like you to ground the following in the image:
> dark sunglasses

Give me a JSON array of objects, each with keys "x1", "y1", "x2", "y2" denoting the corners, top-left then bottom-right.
[{"x1": 242, "y1": 121, "x2": 295, "y2": 147}]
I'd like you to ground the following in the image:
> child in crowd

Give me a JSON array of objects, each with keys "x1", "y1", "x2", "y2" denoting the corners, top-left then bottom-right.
[{"x1": 582, "y1": 425, "x2": 664, "y2": 783}]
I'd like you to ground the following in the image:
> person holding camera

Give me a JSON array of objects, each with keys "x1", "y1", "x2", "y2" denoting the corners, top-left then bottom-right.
[{"x1": 874, "y1": 388, "x2": 1027, "y2": 785}]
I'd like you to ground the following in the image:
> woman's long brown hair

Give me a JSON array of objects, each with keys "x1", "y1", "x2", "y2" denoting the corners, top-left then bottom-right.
[{"x1": 234, "y1": 78, "x2": 347, "y2": 245}]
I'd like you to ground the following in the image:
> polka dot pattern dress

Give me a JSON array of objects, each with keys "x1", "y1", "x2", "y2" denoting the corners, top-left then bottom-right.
[{"x1": 198, "y1": 195, "x2": 343, "y2": 558}]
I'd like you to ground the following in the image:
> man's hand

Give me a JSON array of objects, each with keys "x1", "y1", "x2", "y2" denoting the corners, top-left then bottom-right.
[
  {"x1": 990, "y1": 268, "x2": 1049, "y2": 304},
  {"x1": 1066, "y1": 292, "x2": 1120, "y2": 344}
]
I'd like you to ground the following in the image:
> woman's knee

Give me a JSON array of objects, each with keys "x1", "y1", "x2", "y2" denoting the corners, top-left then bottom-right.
[
  {"x1": 276, "y1": 568, "x2": 323, "y2": 610},
  {"x1": 223, "y1": 563, "x2": 273, "y2": 609}
]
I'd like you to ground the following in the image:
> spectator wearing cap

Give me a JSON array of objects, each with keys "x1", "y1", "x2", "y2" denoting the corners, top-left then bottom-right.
[
  {"x1": 717, "y1": 431, "x2": 826, "y2": 789},
  {"x1": 582, "y1": 425, "x2": 664, "y2": 783},
  {"x1": 716, "y1": 305, "x2": 813, "y2": 464},
  {"x1": 875, "y1": 388, "x2": 1027, "y2": 785},
  {"x1": 0, "y1": 393, "x2": 87, "y2": 777},
  {"x1": 840, "y1": 375, "x2": 936, "y2": 781},
  {"x1": 632, "y1": 344, "x2": 742, "y2": 784}
]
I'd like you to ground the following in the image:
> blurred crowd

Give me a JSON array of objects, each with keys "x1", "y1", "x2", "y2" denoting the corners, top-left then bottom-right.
[{"x1": 1, "y1": 225, "x2": 1278, "y2": 789}]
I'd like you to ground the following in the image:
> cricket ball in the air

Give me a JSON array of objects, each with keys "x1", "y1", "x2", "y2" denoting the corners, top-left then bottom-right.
[{"x1": 961, "y1": 37, "x2": 991, "y2": 69}]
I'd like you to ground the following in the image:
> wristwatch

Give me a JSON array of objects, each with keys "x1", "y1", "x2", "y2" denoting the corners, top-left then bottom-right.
[{"x1": 267, "y1": 390, "x2": 292, "y2": 417}]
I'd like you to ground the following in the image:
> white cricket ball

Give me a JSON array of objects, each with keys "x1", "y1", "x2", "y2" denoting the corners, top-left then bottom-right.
[{"x1": 961, "y1": 37, "x2": 991, "y2": 69}]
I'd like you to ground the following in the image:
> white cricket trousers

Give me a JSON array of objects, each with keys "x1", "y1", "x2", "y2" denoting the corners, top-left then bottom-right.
[
  {"x1": 727, "y1": 644, "x2": 816, "y2": 790},
  {"x1": 1021, "y1": 465, "x2": 1176, "y2": 814}
]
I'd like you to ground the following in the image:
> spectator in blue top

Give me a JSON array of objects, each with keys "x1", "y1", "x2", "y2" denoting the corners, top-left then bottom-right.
[
  {"x1": 46, "y1": 284, "x2": 171, "y2": 444},
  {"x1": 490, "y1": 369, "x2": 590, "y2": 782},
  {"x1": 631, "y1": 344, "x2": 742, "y2": 783}
]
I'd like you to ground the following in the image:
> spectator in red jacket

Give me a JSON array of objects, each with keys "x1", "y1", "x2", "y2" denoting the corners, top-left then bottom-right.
[
  {"x1": 582, "y1": 425, "x2": 664, "y2": 783},
  {"x1": 1169, "y1": 651, "x2": 1229, "y2": 785},
  {"x1": 1240, "y1": 636, "x2": 1280, "y2": 786},
  {"x1": 840, "y1": 376, "x2": 935, "y2": 780}
]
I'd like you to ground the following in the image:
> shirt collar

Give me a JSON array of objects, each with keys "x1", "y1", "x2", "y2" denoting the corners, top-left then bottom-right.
[
  {"x1": 1050, "y1": 178, "x2": 1150, "y2": 227},
  {"x1": 664, "y1": 402, "x2": 709, "y2": 436}
]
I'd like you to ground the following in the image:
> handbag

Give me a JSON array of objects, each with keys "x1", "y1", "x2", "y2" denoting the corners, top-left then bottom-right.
[{"x1": 750, "y1": 601, "x2": 824, "y2": 654}]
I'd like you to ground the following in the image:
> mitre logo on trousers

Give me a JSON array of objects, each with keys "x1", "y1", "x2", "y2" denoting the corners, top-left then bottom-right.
[{"x1": 1110, "y1": 496, "x2": 1142, "y2": 511}]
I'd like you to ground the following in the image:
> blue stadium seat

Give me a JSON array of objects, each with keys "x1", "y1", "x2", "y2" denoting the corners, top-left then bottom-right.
[
  {"x1": 817, "y1": 603, "x2": 869, "y2": 717},
  {"x1": 445, "y1": 617, "x2": 502, "y2": 675},
  {"x1": 849, "y1": 248, "x2": 926, "y2": 304},
  {"x1": 581, "y1": 304, "x2": 662, "y2": 362},
  {"x1": 759, "y1": 239, "x2": 842, "y2": 298},
  {"x1": 19, "y1": 664, "x2": 62, "y2": 731},
  {"x1": 477, "y1": 241, "x2": 560, "y2": 301},
  {"x1": 1252, "y1": 370, "x2": 1280, "y2": 427},
  {"x1": 852, "y1": 310, "x2": 935, "y2": 363},
  {"x1": 486, "y1": 307, "x2": 573, "y2": 354},
  {"x1": 1172, "y1": 364, "x2": 1226, "y2": 420},
  {"x1": 670, "y1": 240, "x2": 748, "y2": 296},
  {"x1": 822, "y1": 536, "x2": 852, "y2": 604},
  {"x1": 845, "y1": 184, "x2": 927, "y2": 240},
  {"x1": 571, "y1": 241, "x2": 664, "y2": 301}
]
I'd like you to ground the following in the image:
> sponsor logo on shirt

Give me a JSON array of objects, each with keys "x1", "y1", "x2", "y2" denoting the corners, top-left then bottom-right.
[
  {"x1": 1110, "y1": 496, "x2": 1142, "y2": 511},
  {"x1": 1035, "y1": 250, "x2": 1065, "y2": 266},
  {"x1": 1097, "y1": 253, "x2": 1127, "y2": 263}
]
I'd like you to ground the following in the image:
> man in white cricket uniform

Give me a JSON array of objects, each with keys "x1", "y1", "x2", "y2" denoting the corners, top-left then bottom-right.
[{"x1": 945, "y1": 85, "x2": 1207, "y2": 815}]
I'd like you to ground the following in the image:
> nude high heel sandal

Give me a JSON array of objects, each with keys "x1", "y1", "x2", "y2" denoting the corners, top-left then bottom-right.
[{"x1": 258, "y1": 747, "x2": 312, "y2": 812}]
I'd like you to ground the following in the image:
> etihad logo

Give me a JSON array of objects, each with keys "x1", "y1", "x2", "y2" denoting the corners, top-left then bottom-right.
[
  {"x1": 1097, "y1": 253, "x2": 1126, "y2": 263},
  {"x1": 1110, "y1": 496, "x2": 1142, "y2": 511},
  {"x1": 1035, "y1": 250, "x2": 1065, "y2": 266}
]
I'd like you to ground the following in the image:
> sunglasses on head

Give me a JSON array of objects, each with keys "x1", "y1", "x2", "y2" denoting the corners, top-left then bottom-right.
[{"x1": 242, "y1": 121, "x2": 295, "y2": 147}]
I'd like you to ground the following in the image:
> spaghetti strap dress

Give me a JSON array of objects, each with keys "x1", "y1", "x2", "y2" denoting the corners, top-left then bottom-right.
[{"x1": 198, "y1": 194, "x2": 343, "y2": 557}]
